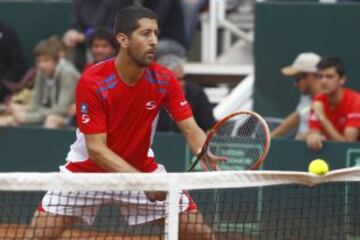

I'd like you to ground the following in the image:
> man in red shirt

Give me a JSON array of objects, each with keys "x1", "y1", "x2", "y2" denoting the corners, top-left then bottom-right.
[
  {"x1": 26, "y1": 6, "x2": 216, "y2": 239},
  {"x1": 306, "y1": 57, "x2": 360, "y2": 150}
]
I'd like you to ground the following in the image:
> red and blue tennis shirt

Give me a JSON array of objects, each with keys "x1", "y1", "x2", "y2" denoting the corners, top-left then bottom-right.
[{"x1": 63, "y1": 58, "x2": 193, "y2": 173}]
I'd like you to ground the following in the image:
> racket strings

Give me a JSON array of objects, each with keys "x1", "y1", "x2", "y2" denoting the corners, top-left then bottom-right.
[{"x1": 208, "y1": 114, "x2": 268, "y2": 170}]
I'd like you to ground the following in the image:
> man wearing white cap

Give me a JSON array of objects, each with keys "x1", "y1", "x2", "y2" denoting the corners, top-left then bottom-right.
[{"x1": 271, "y1": 52, "x2": 322, "y2": 140}]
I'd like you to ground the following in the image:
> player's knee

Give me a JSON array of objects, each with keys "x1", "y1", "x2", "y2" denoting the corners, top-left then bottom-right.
[
  {"x1": 25, "y1": 210, "x2": 68, "y2": 240},
  {"x1": 179, "y1": 209, "x2": 214, "y2": 240}
]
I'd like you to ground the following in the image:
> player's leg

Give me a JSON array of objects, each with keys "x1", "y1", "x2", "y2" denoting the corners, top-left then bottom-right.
[
  {"x1": 25, "y1": 210, "x2": 76, "y2": 240},
  {"x1": 179, "y1": 208, "x2": 214, "y2": 240},
  {"x1": 119, "y1": 191, "x2": 214, "y2": 239},
  {"x1": 26, "y1": 189, "x2": 104, "y2": 239}
]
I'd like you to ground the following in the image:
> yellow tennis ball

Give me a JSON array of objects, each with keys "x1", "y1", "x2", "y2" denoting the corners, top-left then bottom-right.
[{"x1": 308, "y1": 159, "x2": 329, "y2": 175}]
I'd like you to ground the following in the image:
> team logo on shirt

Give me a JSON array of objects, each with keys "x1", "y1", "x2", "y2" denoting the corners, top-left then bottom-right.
[
  {"x1": 146, "y1": 101, "x2": 157, "y2": 110},
  {"x1": 80, "y1": 103, "x2": 90, "y2": 123},
  {"x1": 180, "y1": 100, "x2": 188, "y2": 106},
  {"x1": 81, "y1": 114, "x2": 90, "y2": 124},
  {"x1": 80, "y1": 103, "x2": 88, "y2": 114}
]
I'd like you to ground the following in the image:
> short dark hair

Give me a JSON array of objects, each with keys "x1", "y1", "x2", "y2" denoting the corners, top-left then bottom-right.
[
  {"x1": 88, "y1": 27, "x2": 119, "y2": 52},
  {"x1": 317, "y1": 56, "x2": 346, "y2": 76},
  {"x1": 114, "y1": 6, "x2": 157, "y2": 36}
]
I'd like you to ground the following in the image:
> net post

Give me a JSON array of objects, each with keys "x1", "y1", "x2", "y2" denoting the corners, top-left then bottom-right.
[{"x1": 166, "y1": 174, "x2": 181, "y2": 240}]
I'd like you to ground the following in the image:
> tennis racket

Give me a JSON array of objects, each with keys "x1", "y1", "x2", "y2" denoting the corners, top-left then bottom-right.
[{"x1": 187, "y1": 111, "x2": 271, "y2": 171}]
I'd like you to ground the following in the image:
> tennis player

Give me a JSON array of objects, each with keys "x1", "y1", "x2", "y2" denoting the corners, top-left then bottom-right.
[{"x1": 26, "y1": 6, "x2": 216, "y2": 240}]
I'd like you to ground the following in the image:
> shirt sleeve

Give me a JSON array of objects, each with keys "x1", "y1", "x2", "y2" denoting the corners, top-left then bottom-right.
[
  {"x1": 346, "y1": 100, "x2": 360, "y2": 128},
  {"x1": 296, "y1": 95, "x2": 311, "y2": 114},
  {"x1": 76, "y1": 79, "x2": 107, "y2": 134},
  {"x1": 164, "y1": 75, "x2": 193, "y2": 122}
]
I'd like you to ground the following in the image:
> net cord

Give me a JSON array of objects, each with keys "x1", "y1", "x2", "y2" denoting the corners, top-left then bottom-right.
[
  {"x1": 0, "y1": 167, "x2": 360, "y2": 192},
  {"x1": 1, "y1": 168, "x2": 360, "y2": 239}
]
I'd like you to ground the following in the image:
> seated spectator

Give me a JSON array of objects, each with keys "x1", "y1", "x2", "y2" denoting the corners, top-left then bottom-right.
[
  {"x1": 12, "y1": 36, "x2": 67, "y2": 94},
  {"x1": 48, "y1": 35, "x2": 69, "y2": 60},
  {"x1": 271, "y1": 52, "x2": 322, "y2": 140},
  {"x1": 10, "y1": 38, "x2": 80, "y2": 128},
  {"x1": 63, "y1": 0, "x2": 133, "y2": 70},
  {"x1": 0, "y1": 36, "x2": 70, "y2": 126},
  {"x1": 83, "y1": 27, "x2": 119, "y2": 71},
  {"x1": 0, "y1": 21, "x2": 27, "y2": 104},
  {"x1": 144, "y1": 0, "x2": 188, "y2": 58},
  {"x1": 306, "y1": 57, "x2": 360, "y2": 150},
  {"x1": 180, "y1": 0, "x2": 208, "y2": 47},
  {"x1": 156, "y1": 54, "x2": 215, "y2": 132}
]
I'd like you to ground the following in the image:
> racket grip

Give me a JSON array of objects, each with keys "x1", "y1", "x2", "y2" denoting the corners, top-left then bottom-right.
[{"x1": 186, "y1": 148, "x2": 203, "y2": 172}]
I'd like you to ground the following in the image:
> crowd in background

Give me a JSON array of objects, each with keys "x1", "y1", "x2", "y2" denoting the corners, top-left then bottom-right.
[
  {"x1": 0, "y1": 0, "x2": 215, "y2": 133},
  {"x1": 1, "y1": 0, "x2": 360, "y2": 150},
  {"x1": 271, "y1": 53, "x2": 360, "y2": 149}
]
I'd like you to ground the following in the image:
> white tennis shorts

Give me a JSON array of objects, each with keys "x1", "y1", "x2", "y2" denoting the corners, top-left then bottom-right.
[{"x1": 39, "y1": 164, "x2": 193, "y2": 225}]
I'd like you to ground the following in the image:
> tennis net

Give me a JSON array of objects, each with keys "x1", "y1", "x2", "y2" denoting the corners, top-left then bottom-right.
[{"x1": 0, "y1": 168, "x2": 360, "y2": 239}]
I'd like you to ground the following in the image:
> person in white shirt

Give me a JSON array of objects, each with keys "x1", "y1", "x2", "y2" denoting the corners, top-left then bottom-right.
[{"x1": 271, "y1": 52, "x2": 322, "y2": 140}]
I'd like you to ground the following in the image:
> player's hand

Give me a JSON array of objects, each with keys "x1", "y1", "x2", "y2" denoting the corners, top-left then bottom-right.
[
  {"x1": 200, "y1": 150, "x2": 227, "y2": 171},
  {"x1": 312, "y1": 101, "x2": 325, "y2": 122},
  {"x1": 144, "y1": 191, "x2": 167, "y2": 202},
  {"x1": 306, "y1": 132, "x2": 324, "y2": 150}
]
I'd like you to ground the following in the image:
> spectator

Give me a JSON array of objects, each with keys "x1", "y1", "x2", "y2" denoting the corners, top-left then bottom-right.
[
  {"x1": 83, "y1": 27, "x2": 119, "y2": 71},
  {"x1": 157, "y1": 54, "x2": 215, "y2": 132},
  {"x1": 0, "y1": 36, "x2": 69, "y2": 126},
  {"x1": 48, "y1": 35, "x2": 69, "y2": 60},
  {"x1": 181, "y1": 0, "x2": 208, "y2": 47},
  {"x1": 271, "y1": 52, "x2": 322, "y2": 140},
  {"x1": 63, "y1": 0, "x2": 133, "y2": 70},
  {"x1": 144, "y1": 0, "x2": 188, "y2": 58},
  {"x1": 0, "y1": 21, "x2": 27, "y2": 104},
  {"x1": 11, "y1": 38, "x2": 80, "y2": 128},
  {"x1": 306, "y1": 57, "x2": 360, "y2": 150}
]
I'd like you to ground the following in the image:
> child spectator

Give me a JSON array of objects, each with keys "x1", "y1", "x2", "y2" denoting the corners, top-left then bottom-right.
[{"x1": 10, "y1": 38, "x2": 80, "y2": 128}]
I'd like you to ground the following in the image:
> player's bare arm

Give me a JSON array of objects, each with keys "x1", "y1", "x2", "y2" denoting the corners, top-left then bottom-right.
[
  {"x1": 177, "y1": 117, "x2": 206, "y2": 155},
  {"x1": 85, "y1": 134, "x2": 166, "y2": 201},
  {"x1": 271, "y1": 111, "x2": 300, "y2": 138},
  {"x1": 177, "y1": 117, "x2": 223, "y2": 171},
  {"x1": 85, "y1": 133, "x2": 140, "y2": 173}
]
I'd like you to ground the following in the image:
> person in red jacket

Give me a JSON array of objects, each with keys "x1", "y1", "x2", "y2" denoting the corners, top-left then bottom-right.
[{"x1": 306, "y1": 56, "x2": 360, "y2": 150}]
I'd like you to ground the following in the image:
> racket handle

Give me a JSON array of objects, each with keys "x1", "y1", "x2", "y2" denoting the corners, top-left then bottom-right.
[
  {"x1": 186, "y1": 157, "x2": 199, "y2": 172},
  {"x1": 186, "y1": 148, "x2": 203, "y2": 172}
]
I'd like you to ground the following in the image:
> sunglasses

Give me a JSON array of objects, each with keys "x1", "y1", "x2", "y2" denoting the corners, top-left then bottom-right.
[{"x1": 293, "y1": 73, "x2": 309, "y2": 82}]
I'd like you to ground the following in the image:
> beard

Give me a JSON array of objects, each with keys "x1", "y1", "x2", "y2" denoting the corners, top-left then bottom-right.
[{"x1": 128, "y1": 45, "x2": 153, "y2": 67}]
